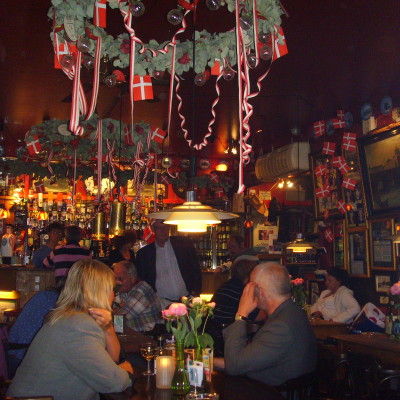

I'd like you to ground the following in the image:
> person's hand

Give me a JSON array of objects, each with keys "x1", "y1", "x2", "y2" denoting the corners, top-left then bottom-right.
[
  {"x1": 311, "y1": 311, "x2": 323, "y2": 319},
  {"x1": 118, "y1": 361, "x2": 134, "y2": 374},
  {"x1": 213, "y1": 357, "x2": 225, "y2": 370},
  {"x1": 237, "y1": 282, "x2": 258, "y2": 318},
  {"x1": 88, "y1": 308, "x2": 113, "y2": 330}
]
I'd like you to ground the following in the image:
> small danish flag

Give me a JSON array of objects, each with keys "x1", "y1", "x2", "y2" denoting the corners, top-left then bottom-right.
[
  {"x1": 133, "y1": 75, "x2": 154, "y2": 101},
  {"x1": 35, "y1": 181, "x2": 45, "y2": 193},
  {"x1": 210, "y1": 172, "x2": 219, "y2": 184},
  {"x1": 337, "y1": 110, "x2": 345, "y2": 120},
  {"x1": 324, "y1": 228, "x2": 334, "y2": 243},
  {"x1": 215, "y1": 187, "x2": 225, "y2": 198},
  {"x1": 337, "y1": 200, "x2": 347, "y2": 214},
  {"x1": 160, "y1": 174, "x2": 170, "y2": 186},
  {"x1": 316, "y1": 185, "x2": 330, "y2": 198},
  {"x1": 313, "y1": 120, "x2": 325, "y2": 137},
  {"x1": 343, "y1": 132, "x2": 357, "y2": 141},
  {"x1": 332, "y1": 156, "x2": 345, "y2": 168},
  {"x1": 332, "y1": 118, "x2": 345, "y2": 129},
  {"x1": 150, "y1": 126, "x2": 166, "y2": 144},
  {"x1": 342, "y1": 177, "x2": 357, "y2": 190},
  {"x1": 272, "y1": 25, "x2": 288, "y2": 61},
  {"x1": 143, "y1": 226, "x2": 155, "y2": 244},
  {"x1": 54, "y1": 42, "x2": 68, "y2": 69},
  {"x1": 322, "y1": 141, "x2": 336, "y2": 155},
  {"x1": 26, "y1": 135, "x2": 42, "y2": 155},
  {"x1": 93, "y1": 0, "x2": 107, "y2": 28},
  {"x1": 211, "y1": 59, "x2": 223, "y2": 76},
  {"x1": 315, "y1": 164, "x2": 328, "y2": 177},
  {"x1": 342, "y1": 139, "x2": 357, "y2": 152},
  {"x1": 338, "y1": 161, "x2": 350, "y2": 175}
]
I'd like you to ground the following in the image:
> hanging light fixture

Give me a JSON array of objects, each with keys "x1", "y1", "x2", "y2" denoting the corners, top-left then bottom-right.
[
  {"x1": 147, "y1": 190, "x2": 238, "y2": 233},
  {"x1": 285, "y1": 233, "x2": 314, "y2": 253}
]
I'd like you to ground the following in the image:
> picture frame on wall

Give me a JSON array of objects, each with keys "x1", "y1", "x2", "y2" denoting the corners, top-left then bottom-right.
[
  {"x1": 369, "y1": 218, "x2": 395, "y2": 270},
  {"x1": 358, "y1": 124, "x2": 400, "y2": 217},
  {"x1": 347, "y1": 228, "x2": 370, "y2": 277},
  {"x1": 375, "y1": 274, "x2": 391, "y2": 293},
  {"x1": 310, "y1": 153, "x2": 343, "y2": 219}
]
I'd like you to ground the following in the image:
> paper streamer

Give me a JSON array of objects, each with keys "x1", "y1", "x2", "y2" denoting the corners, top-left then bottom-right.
[{"x1": 95, "y1": 118, "x2": 103, "y2": 202}]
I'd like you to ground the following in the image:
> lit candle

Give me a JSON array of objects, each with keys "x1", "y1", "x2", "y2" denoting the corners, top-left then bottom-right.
[{"x1": 156, "y1": 356, "x2": 175, "y2": 389}]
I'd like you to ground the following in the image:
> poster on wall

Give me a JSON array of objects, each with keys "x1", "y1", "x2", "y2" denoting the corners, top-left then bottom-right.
[{"x1": 253, "y1": 223, "x2": 280, "y2": 253}]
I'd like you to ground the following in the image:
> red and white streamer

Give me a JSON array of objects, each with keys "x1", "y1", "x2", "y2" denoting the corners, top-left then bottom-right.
[
  {"x1": 47, "y1": 150, "x2": 54, "y2": 177},
  {"x1": 72, "y1": 150, "x2": 77, "y2": 207},
  {"x1": 95, "y1": 119, "x2": 103, "y2": 202},
  {"x1": 106, "y1": 139, "x2": 117, "y2": 183}
]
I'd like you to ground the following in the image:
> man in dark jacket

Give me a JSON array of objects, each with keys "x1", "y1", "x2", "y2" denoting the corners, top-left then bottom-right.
[{"x1": 135, "y1": 219, "x2": 202, "y2": 308}]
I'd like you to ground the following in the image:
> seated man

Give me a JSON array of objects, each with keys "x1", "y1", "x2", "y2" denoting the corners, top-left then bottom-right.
[
  {"x1": 113, "y1": 261, "x2": 163, "y2": 333},
  {"x1": 214, "y1": 262, "x2": 317, "y2": 386}
]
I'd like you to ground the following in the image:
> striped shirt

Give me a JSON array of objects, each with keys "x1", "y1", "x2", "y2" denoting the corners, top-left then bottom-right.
[{"x1": 43, "y1": 241, "x2": 91, "y2": 279}]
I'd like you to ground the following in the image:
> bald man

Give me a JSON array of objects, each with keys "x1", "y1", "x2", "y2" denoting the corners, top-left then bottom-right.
[{"x1": 214, "y1": 262, "x2": 317, "y2": 386}]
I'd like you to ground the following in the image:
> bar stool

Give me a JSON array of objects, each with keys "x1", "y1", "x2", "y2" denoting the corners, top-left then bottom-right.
[{"x1": 373, "y1": 359, "x2": 400, "y2": 399}]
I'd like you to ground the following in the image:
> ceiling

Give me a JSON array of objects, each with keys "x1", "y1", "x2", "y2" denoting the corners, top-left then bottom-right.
[{"x1": 0, "y1": 0, "x2": 399, "y2": 168}]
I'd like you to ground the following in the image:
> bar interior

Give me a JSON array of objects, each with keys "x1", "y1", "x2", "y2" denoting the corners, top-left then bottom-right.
[{"x1": 1, "y1": 0, "x2": 400, "y2": 399}]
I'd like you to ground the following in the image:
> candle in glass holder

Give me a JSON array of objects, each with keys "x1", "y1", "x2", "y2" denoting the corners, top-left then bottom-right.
[{"x1": 156, "y1": 356, "x2": 175, "y2": 389}]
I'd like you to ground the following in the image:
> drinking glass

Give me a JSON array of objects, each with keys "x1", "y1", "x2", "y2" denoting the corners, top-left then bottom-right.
[{"x1": 140, "y1": 343, "x2": 158, "y2": 375}]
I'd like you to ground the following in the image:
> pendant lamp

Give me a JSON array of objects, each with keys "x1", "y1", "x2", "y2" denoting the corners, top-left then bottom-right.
[
  {"x1": 285, "y1": 233, "x2": 314, "y2": 253},
  {"x1": 146, "y1": 190, "x2": 239, "y2": 233}
]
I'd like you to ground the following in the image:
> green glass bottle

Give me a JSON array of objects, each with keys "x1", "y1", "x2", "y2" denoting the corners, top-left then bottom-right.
[{"x1": 171, "y1": 339, "x2": 190, "y2": 395}]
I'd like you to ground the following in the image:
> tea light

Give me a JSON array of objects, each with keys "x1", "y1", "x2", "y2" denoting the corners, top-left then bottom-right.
[{"x1": 156, "y1": 356, "x2": 175, "y2": 389}]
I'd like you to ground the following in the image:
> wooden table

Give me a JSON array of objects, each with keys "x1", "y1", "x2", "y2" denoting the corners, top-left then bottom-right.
[
  {"x1": 101, "y1": 370, "x2": 284, "y2": 400},
  {"x1": 330, "y1": 333, "x2": 400, "y2": 367},
  {"x1": 310, "y1": 320, "x2": 348, "y2": 340},
  {"x1": 118, "y1": 328, "x2": 156, "y2": 354}
]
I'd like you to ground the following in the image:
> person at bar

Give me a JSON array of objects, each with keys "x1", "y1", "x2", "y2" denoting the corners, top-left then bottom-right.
[
  {"x1": 7, "y1": 259, "x2": 133, "y2": 400},
  {"x1": 112, "y1": 260, "x2": 163, "y2": 332},
  {"x1": 108, "y1": 231, "x2": 136, "y2": 266},
  {"x1": 31, "y1": 222, "x2": 64, "y2": 268},
  {"x1": 311, "y1": 267, "x2": 361, "y2": 323},
  {"x1": 135, "y1": 219, "x2": 201, "y2": 309},
  {"x1": 214, "y1": 262, "x2": 317, "y2": 386},
  {"x1": 43, "y1": 225, "x2": 91, "y2": 283}
]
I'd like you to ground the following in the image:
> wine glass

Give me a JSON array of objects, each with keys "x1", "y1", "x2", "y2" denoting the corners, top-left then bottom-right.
[{"x1": 140, "y1": 342, "x2": 158, "y2": 375}]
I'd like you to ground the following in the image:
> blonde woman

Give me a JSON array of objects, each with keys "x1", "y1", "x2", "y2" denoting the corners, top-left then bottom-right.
[{"x1": 7, "y1": 259, "x2": 133, "y2": 400}]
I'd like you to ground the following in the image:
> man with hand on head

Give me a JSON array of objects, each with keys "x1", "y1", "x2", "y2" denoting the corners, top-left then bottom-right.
[
  {"x1": 135, "y1": 219, "x2": 202, "y2": 309},
  {"x1": 112, "y1": 261, "x2": 163, "y2": 333},
  {"x1": 214, "y1": 262, "x2": 317, "y2": 386}
]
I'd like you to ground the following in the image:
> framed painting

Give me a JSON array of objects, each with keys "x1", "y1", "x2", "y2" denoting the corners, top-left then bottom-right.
[
  {"x1": 346, "y1": 228, "x2": 370, "y2": 277},
  {"x1": 369, "y1": 218, "x2": 395, "y2": 270},
  {"x1": 358, "y1": 125, "x2": 400, "y2": 217},
  {"x1": 375, "y1": 274, "x2": 391, "y2": 293},
  {"x1": 310, "y1": 153, "x2": 343, "y2": 219}
]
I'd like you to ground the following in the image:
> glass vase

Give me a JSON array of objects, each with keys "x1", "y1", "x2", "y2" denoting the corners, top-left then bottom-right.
[{"x1": 171, "y1": 339, "x2": 190, "y2": 395}]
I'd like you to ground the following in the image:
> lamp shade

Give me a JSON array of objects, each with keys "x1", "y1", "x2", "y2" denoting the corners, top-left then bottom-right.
[{"x1": 285, "y1": 233, "x2": 314, "y2": 253}]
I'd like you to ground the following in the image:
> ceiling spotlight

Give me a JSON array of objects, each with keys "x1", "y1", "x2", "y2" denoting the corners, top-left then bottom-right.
[{"x1": 216, "y1": 161, "x2": 229, "y2": 172}]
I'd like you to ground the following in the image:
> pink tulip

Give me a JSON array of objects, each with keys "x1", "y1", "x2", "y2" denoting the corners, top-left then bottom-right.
[
  {"x1": 390, "y1": 282, "x2": 400, "y2": 295},
  {"x1": 168, "y1": 303, "x2": 188, "y2": 316},
  {"x1": 208, "y1": 302, "x2": 216, "y2": 309},
  {"x1": 192, "y1": 297, "x2": 203, "y2": 305},
  {"x1": 162, "y1": 309, "x2": 172, "y2": 319}
]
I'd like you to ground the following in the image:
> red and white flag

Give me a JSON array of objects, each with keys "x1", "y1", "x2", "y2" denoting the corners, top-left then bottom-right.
[
  {"x1": 323, "y1": 210, "x2": 329, "y2": 220},
  {"x1": 160, "y1": 174, "x2": 170, "y2": 186},
  {"x1": 143, "y1": 225, "x2": 155, "y2": 244},
  {"x1": 342, "y1": 139, "x2": 357, "y2": 152},
  {"x1": 316, "y1": 185, "x2": 330, "y2": 198},
  {"x1": 147, "y1": 153, "x2": 155, "y2": 167},
  {"x1": 337, "y1": 200, "x2": 347, "y2": 214},
  {"x1": 338, "y1": 161, "x2": 350, "y2": 175},
  {"x1": 211, "y1": 59, "x2": 222, "y2": 76},
  {"x1": 26, "y1": 135, "x2": 42, "y2": 155},
  {"x1": 315, "y1": 164, "x2": 328, "y2": 177},
  {"x1": 332, "y1": 118, "x2": 345, "y2": 129},
  {"x1": 124, "y1": 126, "x2": 133, "y2": 145},
  {"x1": 215, "y1": 187, "x2": 225, "y2": 198},
  {"x1": 342, "y1": 177, "x2": 357, "y2": 190},
  {"x1": 322, "y1": 141, "x2": 336, "y2": 155},
  {"x1": 272, "y1": 25, "x2": 288, "y2": 61},
  {"x1": 337, "y1": 110, "x2": 345, "y2": 120},
  {"x1": 210, "y1": 172, "x2": 219, "y2": 184},
  {"x1": 332, "y1": 156, "x2": 345, "y2": 168},
  {"x1": 343, "y1": 132, "x2": 356, "y2": 141},
  {"x1": 54, "y1": 42, "x2": 69, "y2": 69},
  {"x1": 35, "y1": 181, "x2": 45, "y2": 193},
  {"x1": 150, "y1": 126, "x2": 166, "y2": 143},
  {"x1": 93, "y1": 0, "x2": 107, "y2": 28},
  {"x1": 324, "y1": 228, "x2": 334, "y2": 243},
  {"x1": 133, "y1": 75, "x2": 154, "y2": 101},
  {"x1": 313, "y1": 120, "x2": 325, "y2": 137}
]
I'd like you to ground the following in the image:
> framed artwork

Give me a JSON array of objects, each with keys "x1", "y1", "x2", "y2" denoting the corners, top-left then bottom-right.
[
  {"x1": 310, "y1": 153, "x2": 343, "y2": 218},
  {"x1": 375, "y1": 275, "x2": 391, "y2": 293},
  {"x1": 369, "y1": 218, "x2": 395, "y2": 270},
  {"x1": 347, "y1": 228, "x2": 370, "y2": 277},
  {"x1": 333, "y1": 221, "x2": 345, "y2": 269},
  {"x1": 358, "y1": 125, "x2": 400, "y2": 217}
]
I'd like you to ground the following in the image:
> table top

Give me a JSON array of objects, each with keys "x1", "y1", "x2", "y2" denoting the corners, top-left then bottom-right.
[
  {"x1": 310, "y1": 320, "x2": 348, "y2": 328},
  {"x1": 330, "y1": 333, "x2": 400, "y2": 353},
  {"x1": 101, "y1": 370, "x2": 285, "y2": 400}
]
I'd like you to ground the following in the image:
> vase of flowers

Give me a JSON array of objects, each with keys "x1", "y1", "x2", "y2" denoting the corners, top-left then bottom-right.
[
  {"x1": 291, "y1": 277, "x2": 306, "y2": 310},
  {"x1": 162, "y1": 303, "x2": 190, "y2": 395}
]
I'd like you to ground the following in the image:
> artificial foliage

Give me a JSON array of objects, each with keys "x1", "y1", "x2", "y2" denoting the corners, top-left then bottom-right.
[{"x1": 49, "y1": 0, "x2": 284, "y2": 75}]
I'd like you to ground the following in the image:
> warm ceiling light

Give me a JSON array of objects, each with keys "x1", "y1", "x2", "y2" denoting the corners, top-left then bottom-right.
[
  {"x1": 278, "y1": 181, "x2": 284, "y2": 189},
  {"x1": 286, "y1": 233, "x2": 314, "y2": 253},
  {"x1": 286, "y1": 180, "x2": 294, "y2": 188},
  {"x1": 216, "y1": 161, "x2": 228, "y2": 172},
  {"x1": 147, "y1": 191, "x2": 238, "y2": 233}
]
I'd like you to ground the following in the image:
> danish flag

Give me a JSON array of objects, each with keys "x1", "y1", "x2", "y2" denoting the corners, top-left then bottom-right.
[
  {"x1": 147, "y1": 153, "x2": 155, "y2": 167},
  {"x1": 35, "y1": 181, "x2": 45, "y2": 193},
  {"x1": 337, "y1": 200, "x2": 347, "y2": 214},
  {"x1": 313, "y1": 121, "x2": 325, "y2": 137},
  {"x1": 215, "y1": 187, "x2": 225, "y2": 198},
  {"x1": 210, "y1": 172, "x2": 219, "y2": 184},
  {"x1": 315, "y1": 164, "x2": 328, "y2": 177},
  {"x1": 343, "y1": 132, "x2": 356, "y2": 141},
  {"x1": 342, "y1": 139, "x2": 357, "y2": 152},
  {"x1": 54, "y1": 42, "x2": 69, "y2": 69},
  {"x1": 337, "y1": 110, "x2": 345, "y2": 120},
  {"x1": 332, "y1": 118, "x2": 345, "y2": 129},
  {"x1": 124, "y1": 126, "x2": 133, "y2": 145},
  {"x1": 332, "y1": 156, "x2": 345, "y2": 168},
  {"x1": 211, "y1": 59, "x2": 222, "y2": 76},
  {"x1": 342, "y1": 177, "x2": 357, "y2": 190},
  {"x1": 133, "y1": 75, "x2": 154, "y2": 101},
  {"x1": 316, "y1": 185, "x2": 330, "y2": 198},
  {"x1": 324, "y1": 228, "x2": 334, "y2": 243},
  {"x1": 322, "y1": 141, "x2": 336, "y2": 155},
  {"x1": 338, "y1": 161, "x2": 350, "y2": 175},
  {"x1": 143, "y1": 226, "x2": 155, "y2": 244},
  {"x1": 150, "y1": 126, "x2": 166, "y2": 143},
  {"x1": 272, "y1": 26, "x2": 288, "y2": 61},
  {"x1": 93, "y1": 0, "x2": 107, "y2": 28},
  {"x1": 26, "y1": 135, "x2": 42, "y2": 155},
  {"x1": 160, "y1": 174, "x2": 170, "y2": 186}
]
